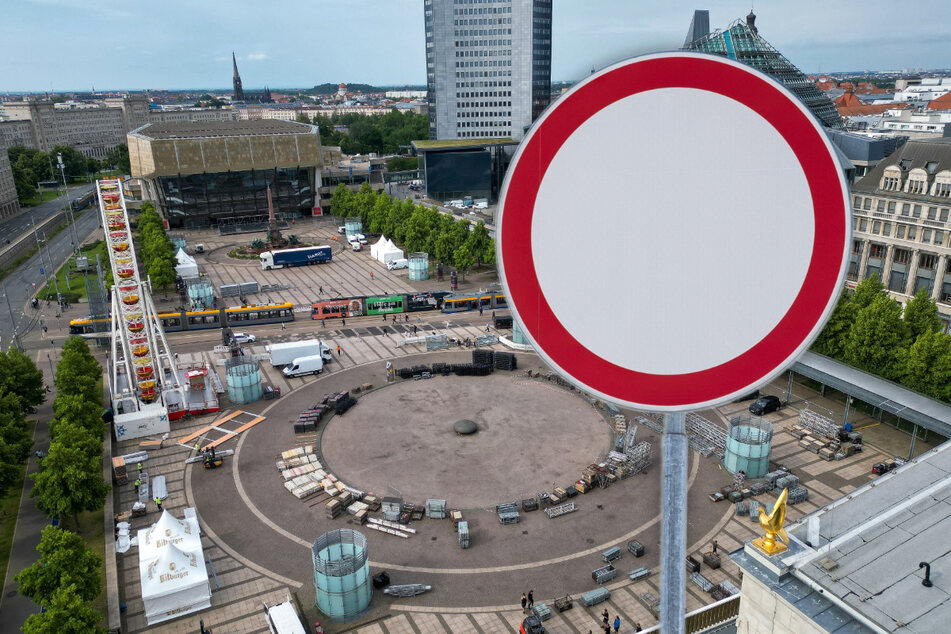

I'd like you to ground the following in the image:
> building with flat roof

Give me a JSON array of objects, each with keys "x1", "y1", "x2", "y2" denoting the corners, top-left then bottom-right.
[
  {"x1": 849, "y1": 137, "x2": 951, "y2": 328},
  {"x1": 685, "y1": 11, "x2": 843, "y2": 130},
  {"x1": 0, "y1": 148, "x2": 19, "y2": 220},
  {"x1": 128, "y1": 120, "x2": 322, "y2": 228},
  {"x1": 412, "y1": 137, "x2": 517, "y2": 202},
  {"x1": 424, "y1": 0, "x2": 551, "y2": 141},
  {"x1": 733, "y1": 438, "x2": 951, "y2": 633}
]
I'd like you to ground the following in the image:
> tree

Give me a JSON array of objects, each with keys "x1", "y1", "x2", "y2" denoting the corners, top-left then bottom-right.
[
  {"x1": 811, "y1": 291, "x2": 857, "y2": 360},
  {"x1": 483, "y1": 239, "x2": 495, "y2": 265},
  {"x1": 453, "y1": 244, "x2": 474, "y2": 281},
  {"x1": 21, "y1": 583, "x2": 105, "y2": 634},
  {"x1": 31, "y1": 437, "x2": 109, "y2": 525},
  {"x1": 52, "y1": 394, "x2": 104, "y2": 440},
  {"x1": 329, "y1": 184, "x2": 353, "y2": 217},
  {"x1": 53, "y1": 369, "x2": 98, "y2": 405},
  {"x1": 149, "y1": 256, "x2": 177, "y2": 298},
  {"x1": 105, "y1": 143, "x2": 131, "y2": 174},
  {"x1": 903, "y1": 288, "x2": 941, "y2": 343},
  {"x1": 15, "y1": 525, "x2": 102, "y2": 606},
  {"x1": 901, "y1": 331, "x2": 951, "y2": 401},
  {"x1": 851, "y1": 274, "x2": 886, "y2": 310},
  {"x1": 0, "y1": 391, "x2": 31, "y2": 498},
  {"x1": 466, "y1": 220, "x2": 491, "y2": 265},
  {"x1": 844, "y1": 294, "x2": 906, "y2": 380},
  {"x1": 0, "y1": 347, "x2": 45, "y2": 409},
  {"x1": 49, "y1": 146, "x2": 87, "y2": 181}
]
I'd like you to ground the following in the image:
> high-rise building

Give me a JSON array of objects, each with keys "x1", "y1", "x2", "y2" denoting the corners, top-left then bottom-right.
[
  {"x1": 0, "y1": 148, "x2": 19, "y2": 220},
  {"x1": 424, "y1": 0, "x2": 551, "y2": 141},
  {"x1": 685, "y1": 11, "x2": 844, "y2": 130}
]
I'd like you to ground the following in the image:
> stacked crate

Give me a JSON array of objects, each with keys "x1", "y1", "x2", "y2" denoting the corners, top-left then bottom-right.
[
  {"x1": 326, "y1": 499, "x2": 343, "y2": 519},
  {"x1": 494, "y1": 351, "x2": 517, "y2": 370},
  {"x1": 112, "y1": 457, "x2": 128, "y2": 485}
]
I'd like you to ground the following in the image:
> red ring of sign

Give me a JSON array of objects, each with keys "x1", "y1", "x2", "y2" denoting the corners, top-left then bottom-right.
[{"x1": 500, "y1": 54, "x2": 848, "y2": 407}]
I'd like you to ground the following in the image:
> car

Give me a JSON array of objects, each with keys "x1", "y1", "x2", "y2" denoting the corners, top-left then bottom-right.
[
  {"x1": 387, "y1": 258, "x2": 409, "y2": 270},
  {"x1": 337, "y1": 226, "x2": 347, "y2": 234},
  {"x1": 350, "y1": 240, "x2": 362, "y2": 251},
  {"x1": 520, "y1": 616, "x2": 547, "y2": 634},
  {"x1": 232, "y1": 332, "x2": 256, "y2": 344},
  {"x1": 749, "y1": 395, "x2": 782, "y2": 416}
]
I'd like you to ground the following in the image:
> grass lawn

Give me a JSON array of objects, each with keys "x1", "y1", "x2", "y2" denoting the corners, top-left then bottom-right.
[
  {"x1": 21, "y1": 190, "x2": 61, "y2": 206},
  {"x1": 0, "y1": 419, "x2": 37, "y2": 590},
  {"x1": 35, "y1": 239, "x2": 112, "y2": 303}
]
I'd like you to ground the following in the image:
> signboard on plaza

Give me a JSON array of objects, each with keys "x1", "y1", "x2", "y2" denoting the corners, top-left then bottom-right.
[{"x1": 496, "y1": 52, "x2": 851, "y2": 411}]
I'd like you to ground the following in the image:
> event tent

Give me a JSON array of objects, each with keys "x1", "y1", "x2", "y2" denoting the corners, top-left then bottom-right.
[
  {"x1": 175, "y1": 248, "x2": 199, "y2": 278},
  {"x1": 138, "y1": 510, "x2": 210, "y2": 625},
  {"x1": 370, "y1": 235, "x2": 404, "y2": 264}
]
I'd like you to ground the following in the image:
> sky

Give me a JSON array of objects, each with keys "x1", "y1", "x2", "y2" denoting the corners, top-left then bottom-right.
[{"x1": 1, "y1": 0, "x2": 949, "y2": 92}]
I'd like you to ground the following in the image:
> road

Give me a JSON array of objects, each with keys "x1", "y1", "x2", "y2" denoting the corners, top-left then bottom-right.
[
  {"x1": 0, "y1": 196, "x2": 103, "y2": 351},
  {"x1": 0, "y1": 185, "x2": 91, "y2": 246}
]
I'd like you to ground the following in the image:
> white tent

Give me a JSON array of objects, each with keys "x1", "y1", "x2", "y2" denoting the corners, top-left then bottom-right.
[
  {"x1": 371, "y1": 235, "x2": 404, "y2": 264},
  {"x1": 175, "y1": 248, "x2": 199, "y2": 278},
  {"x1": 138, "y1": 510, "x2": 210, "y2": 625}
]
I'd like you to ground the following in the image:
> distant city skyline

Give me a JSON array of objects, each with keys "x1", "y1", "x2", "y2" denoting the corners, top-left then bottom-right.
[{"x1": 2, "y1": 0, "x2": 949, "y2": 92}]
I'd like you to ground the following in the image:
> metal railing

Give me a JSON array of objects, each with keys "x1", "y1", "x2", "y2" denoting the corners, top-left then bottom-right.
[{"x1": 639, "y1": 595, "x2": 741, "y2": 633}]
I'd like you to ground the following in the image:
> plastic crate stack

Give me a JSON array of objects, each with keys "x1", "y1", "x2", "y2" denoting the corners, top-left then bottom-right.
[
  {"x1": 451, "y1": 363, "x2": 493, "y2": 376},
  {"x1": 328, "y1": 391, "x2": 356, "y2": 415},
  {"x1": 458, "y1": 520, "x2": 470, "y2": 548},
  {"x1": 472, "y1": 349, "x2": 495, "y2": 366},
  {"x1": 581, "y1": 587, "x2": 611, "y2": 606},
  {"x1": 497, "y1": 502, "x2": 520, "y2": 524},
  {"x1": 494, "y1": 351, "x2": 517, "y2": 371},
  {"x1": 425, "y1": 499, "x2": 447, "y2": 519},
  {"x1": 294, "y1": 403, "x2": 329, "y2": 434},
  {"x1": 788, "y1": 486, "x2": 809, "y2": 504},
  {"x1": 430, "y1": 362, "x2": 452, "y2": 376}
]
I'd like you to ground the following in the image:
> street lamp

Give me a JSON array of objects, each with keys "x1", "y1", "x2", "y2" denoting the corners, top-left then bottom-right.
[{"x1": 56, "y1": 153, "x2": 80, "y2": 255}]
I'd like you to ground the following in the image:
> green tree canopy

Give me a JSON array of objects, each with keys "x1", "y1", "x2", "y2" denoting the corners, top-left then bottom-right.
[
  {"x1": 845, "y1": 293, "x2": 907, "y2": 380},
  {"x1": 21, "y1": 583, "x2": 105, "y2": 634},
  {"x1": 0, "y1": 347, "x2": 45, "y2": 409},
  {"x1": 811, "y1": 291, "x2": 857, "y2": 360},
  {"x1": 105, "y1": 143, "x2": 131, "y2": 174},
  {"x1": 52, "y1": 394, "x2": 105, "y2": 440},
  {"x1": 453, "y1": 244, "x2": 474, "y2": 280},
  {"x1": 0, "y1": 390, "x2": 31, "y2": 498},
  {"x1": 851, "y1": 273, "x2": 886, "y2": 310},
  {"x1": 903, "y1": 289, "x2": 942, "y2": 342},
  {"x1": 901, "y1": 330, "x2": 951, "y2": 401},
  {"x1": 329, "y1": 183, "x2": 353, "y2": 217},
  {"x1": 15, "y1": 525, "x2": 102, "y2": 606},
  {"x1": 31, "y1": 436, "x2": 109, "y2": 523}
]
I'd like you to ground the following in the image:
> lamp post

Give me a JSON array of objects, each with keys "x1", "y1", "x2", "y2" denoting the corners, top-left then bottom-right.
[
  {"x1": 2, "y1": 284, "x2": 22, "y2": 351},
  {"x1": 57, "y1": 153, "x2": 80, "y2": 254}
]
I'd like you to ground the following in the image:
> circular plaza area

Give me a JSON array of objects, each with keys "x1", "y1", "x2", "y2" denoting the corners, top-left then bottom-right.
[{"x1": 319, "y1": 374, "x2": 613, "y2": 508}]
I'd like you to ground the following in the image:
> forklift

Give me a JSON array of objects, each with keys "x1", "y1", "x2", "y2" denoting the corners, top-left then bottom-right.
[{"x1": 203, "y1": 446, "x2": 224, "y2": 469}]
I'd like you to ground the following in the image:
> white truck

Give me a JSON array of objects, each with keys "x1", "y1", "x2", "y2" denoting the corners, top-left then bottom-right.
[
  {"x1": 282, "y1": 354, "x2": 325, "y2": 377},
  {"x1": 266, "y1": 339, "x2": 332, "y2": 367}
]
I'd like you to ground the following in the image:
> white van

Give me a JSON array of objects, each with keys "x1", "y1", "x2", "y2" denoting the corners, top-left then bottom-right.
[
  {"x1": 282, "y1": 354, "x2": 325, "y2": 377},
  {"x1": 350, "y1": 240, "x2": 362, "y2": 251},
  {"x1": 387, "y1": 258, "x2": 409, "y2": 270}
]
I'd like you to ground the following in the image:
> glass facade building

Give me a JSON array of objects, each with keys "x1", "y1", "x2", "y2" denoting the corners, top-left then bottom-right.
[
  {"x1": 155, "y1": 167, "x2": 314, "y2": 228},
  {"x1": 425, "y1": 0, "x2": 551, "y2": 141},
  {"x1": 685, "y1": 12, "x2": 844, "y2": 130}
]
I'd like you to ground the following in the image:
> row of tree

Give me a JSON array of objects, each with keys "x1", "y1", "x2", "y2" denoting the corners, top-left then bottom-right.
[
  {"x1": 6, "y1": 144, "x2": 130, "y2": 204},
  {"x1": 812, "y1": 275, "x2": 951, "y2": 402},
  {"x1": 300, "y1": 110, "x2": 428, "y2": 156},
  {"x1": 0, "y1": 349, "x2": 46, "y2": 500},
  {"x1": 330, "y1": 183, "x2": 493, "y2": 277},
  {"x1": 30, "y1": 337, "x2": 109, "y2": 525},
  {"x1": 136, "y1": 203, "x2": 178, "y2": 295}
]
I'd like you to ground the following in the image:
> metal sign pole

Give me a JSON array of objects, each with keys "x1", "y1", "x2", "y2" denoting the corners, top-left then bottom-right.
[{"x1": 662, "y1": 411, "x2": 687, "y2": 634}]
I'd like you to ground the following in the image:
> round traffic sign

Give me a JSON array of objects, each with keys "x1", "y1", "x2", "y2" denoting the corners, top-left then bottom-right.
[{"x1": 496, "y1": 53, "x2": 850, "y2": 411}]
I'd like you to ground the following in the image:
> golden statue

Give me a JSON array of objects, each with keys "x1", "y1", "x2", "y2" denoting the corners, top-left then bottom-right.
[{"x1": 752, "y1": 487, "x2": 789, "y2": 556}]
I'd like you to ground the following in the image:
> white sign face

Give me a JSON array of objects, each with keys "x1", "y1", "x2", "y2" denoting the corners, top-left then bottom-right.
[{"x1": 496, "y1": 53, "x2": 851, "y2": 411}]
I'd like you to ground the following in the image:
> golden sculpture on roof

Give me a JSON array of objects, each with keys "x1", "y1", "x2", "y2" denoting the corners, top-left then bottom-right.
[{"x1": 753, "y1": 487, "x2": 789, "y2": 556}]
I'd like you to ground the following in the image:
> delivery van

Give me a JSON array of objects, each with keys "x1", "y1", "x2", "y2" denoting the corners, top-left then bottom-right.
[{"x1": 282, "y1": 354, "x2": 325, "y2": 377}]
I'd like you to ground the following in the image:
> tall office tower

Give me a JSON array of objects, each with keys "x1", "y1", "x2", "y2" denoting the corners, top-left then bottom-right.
[
  {"x1": 685, "y1": 11, "x2": 844, "y2": 129},
  {"x1": 683, "y1": 10, "x2": 710, "y2": 47},
  {"x1": 425, "y1": 0, "x2": 552, "y2": 141}
]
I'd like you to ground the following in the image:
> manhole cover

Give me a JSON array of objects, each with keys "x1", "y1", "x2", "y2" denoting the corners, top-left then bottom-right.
[{"x1": 586, "y1": 538, "x2": 595, "y2": 544}]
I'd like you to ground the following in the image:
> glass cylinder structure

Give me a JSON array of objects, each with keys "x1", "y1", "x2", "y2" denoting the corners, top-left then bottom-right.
[
  {"x1": 312, "y1": 529, "x2": 371, "y2": 622},
  {"x1": 225, "y1": 358, "x2": 262, "y2": 404},
  {"x1": 408, "y1": 252, "x2": 429, "y2": 281},
  {"x1": 186, "y1": 278, "x2": 214, "y2": 310},
  {"x1": 512, "y1": 320, "x2": 530, "y2": 345},
  {"x1": 724, "y1": 414, "x2": 773, "y2": 478},
  {"x1": 345, "y1": 218, "x2": 363, "y2": 235}
]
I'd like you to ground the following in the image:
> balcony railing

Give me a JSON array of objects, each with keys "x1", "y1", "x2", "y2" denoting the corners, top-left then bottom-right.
[{"x1": 638, "y1": 594, "x2": 740, "y2": 634}]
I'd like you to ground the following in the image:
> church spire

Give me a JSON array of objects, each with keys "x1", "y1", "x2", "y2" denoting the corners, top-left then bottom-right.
[{"x1": 232, "y1": 52, "x2": 244, "y2": 102}]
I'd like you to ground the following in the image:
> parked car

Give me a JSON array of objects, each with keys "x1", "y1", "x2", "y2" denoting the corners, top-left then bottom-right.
[
  {"x1": 520, "y1": 616, "x2": 547, "y2": 634},
  {"x1": 749, "y1": 395, "x2": 782, "y2": 415},
  {"x1": 337, "y1": 226, "x2": 347, "y2": 234},
  {"x1": 232, "y1": 332, "x2": 256, "y2": 344},
  {"x1": 350, "y1": 241, "x2": 362, "y2": 251}
]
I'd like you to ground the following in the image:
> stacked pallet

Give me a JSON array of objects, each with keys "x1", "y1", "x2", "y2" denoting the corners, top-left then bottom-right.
[
  {"x1": 347, "y1": 501, "x2": 369, "y2": 515},
  {"x1": 425, "y1": 499, "x2": 447, "y2": 519},
  {"x1": 580, "y1": 587, "x2": 611, "y2": 606},
  {"x1": 326, "y1": 499, "x2": 343, "y2": 519},
  {"x1": 458, "y1": 521, "x2": 470, "y2": 548},
  {"x1": 452, "y1": 363, "x2": 493, "y2": 376},
  {"x1": 363, "y1": 494, "x2": 381, "y2": 512},
  {"x1": 328, "y1": 391, "x2": 356, "y2": 415},
  {"x1": 112, "y1": 457, "x2": 128, "y2": 485},
  {"x1": 788, "y1": 486, "x2": 809, "y2": 504},
  {"x1": 472, "y1": 349, "x2": 495, "y2": 366},
  {"x1": 450, "y1": 510, "x2": 464, "y2": 528},
  {"x1": 497, "y1": 502, "x2": 519, "y2": 524}
]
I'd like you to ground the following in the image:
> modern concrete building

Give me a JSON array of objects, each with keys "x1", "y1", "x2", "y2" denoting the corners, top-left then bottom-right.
[
  {"x1": 733, "y1": 437, "x2": 951, "y2": 633},
  {"x1": 424, "y1": 0, "x2": 552, "y2": 141},
  {"x1": 849, "y1": 137, "x2": 951, "y2": 329},
  {"x1": 128, "y1": 120, "x2": 322, "y2": 228}
]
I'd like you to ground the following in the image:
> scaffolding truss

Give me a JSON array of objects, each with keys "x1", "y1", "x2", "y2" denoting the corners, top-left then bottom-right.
[{"x1": 799, "y1": 407, "x2": 838, "y2": 437}]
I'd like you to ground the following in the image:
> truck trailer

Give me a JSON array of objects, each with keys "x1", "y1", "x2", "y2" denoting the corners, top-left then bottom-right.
[
  {"x1": 260, "y1": 246, "x2": 332, "y2": 270},
  {"x1": 267, "y1": 339, "x2": 332, "y2": 366}
]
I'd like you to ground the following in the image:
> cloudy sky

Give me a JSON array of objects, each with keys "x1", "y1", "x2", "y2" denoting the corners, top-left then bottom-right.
[{"x1": 2, "y1": 0, "x2": 948, "y2": 92}]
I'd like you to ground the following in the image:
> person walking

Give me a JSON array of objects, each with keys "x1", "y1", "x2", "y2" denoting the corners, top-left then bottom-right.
[
  {"x1": 281, "y1": 322, "x2": 286, "y2": 331},
  {"x1": 520, "y1": 593, "x2": 527, "y2": 613},
  {"x1": 479, "y1": 306, "x2": 483, "y2": 316},
  {"x1": 341, "y1": 318, "x2": 346, "y2": 327},
  {"x1": 635, "y1": 623, "x2": 642, "y2": 632},
  {"x1": 370, "y1": 271, "x2": 374, "y2": 280},
  {"x1": 712, "y1": 539, "x2": 718, "y2": 555},
  {"x1": 137, "y1": 462, "x2": 143, "y2": 475},
  {"x1": 602, "y1": 609, "x2": 609, "y2": 625},
  {"x1": 319, "y1": 286, "x2": 323, "y2": 294},
  {"x1": 155, "y1": 496, "x2": 163, "y2": 511},
  {"x1": 321, "y1": 318, "x2": 325, "y2": 328},
  {"x1": 336, "y1": 345, "x2": 341, "y2": 356},
  {"x1": 613, "y1": 616, "x2": 621, "y2": 633},
  {"x1": 134, "y1": 478, "x2": 141, "y2": 493}
]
